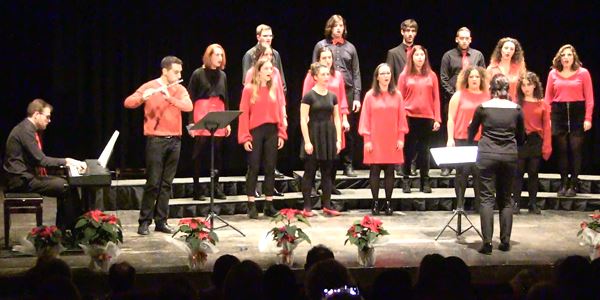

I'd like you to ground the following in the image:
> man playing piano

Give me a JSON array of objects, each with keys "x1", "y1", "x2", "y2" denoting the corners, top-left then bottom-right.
[
  {"x1": 3, "y1": 99, "x2": 87, "y2": 230},
  {"x1": 124, "y1": 56, "x2": 193, "y2": 235}
]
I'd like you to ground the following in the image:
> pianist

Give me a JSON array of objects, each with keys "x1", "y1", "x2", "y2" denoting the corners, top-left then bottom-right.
[
  {"x1": 124, "y1": 56, "x2": 193, "y2": 235},
  {"x1": 3, "y1": 99, "x2": 87, "y2": 230}
]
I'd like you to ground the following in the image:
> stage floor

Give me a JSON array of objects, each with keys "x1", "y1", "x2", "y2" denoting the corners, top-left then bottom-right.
[{"x1": 1, "y1": 196, "x2": 591, "y2": 281}]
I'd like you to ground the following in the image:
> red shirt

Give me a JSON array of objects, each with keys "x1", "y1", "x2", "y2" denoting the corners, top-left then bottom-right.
[
  {"x1": 487, "y1": 63, "x2": 523, "y2": 103},
  {"x1": 544, "y1": 67, "x2": 594, "y2": 122},
  {"x1": 124, "y1": 79, "x2": 192, "y2": 136},
  {"x1": 244, "y1": 67, "x2": 287, "y2": 106},
  {"x1": 452, "y1": 90, "x2": 489, "y2": 140},
  {"x1": 522, "y1": 100, "x2": 552, "y2": 160},
  {"x1": 302, "y1": 71, "x2": 349, "y2": 115},
  {"x1": 237, "y1": 84, "x2": 287, "y2": 144},
  {"x1": 397, "y1": 70, "x2": 441, "y2": 122}
]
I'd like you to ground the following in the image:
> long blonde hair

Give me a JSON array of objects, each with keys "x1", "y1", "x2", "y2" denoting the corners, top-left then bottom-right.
[{"x1": 250, "y1": 58, "x2": 276, "y2": 104}]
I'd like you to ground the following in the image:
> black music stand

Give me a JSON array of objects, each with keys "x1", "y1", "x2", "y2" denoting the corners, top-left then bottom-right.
[
  {"x1": 190, "y1": 111, "x2": 244, "y2": 237},
  {"x1": 430, "y1": 147, "x2": 483, "y2": 240}
]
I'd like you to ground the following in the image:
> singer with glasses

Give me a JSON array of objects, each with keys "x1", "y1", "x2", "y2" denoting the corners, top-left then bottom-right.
[{"x1": 124, "y1": 56, "x2": 192, "y2": 235}]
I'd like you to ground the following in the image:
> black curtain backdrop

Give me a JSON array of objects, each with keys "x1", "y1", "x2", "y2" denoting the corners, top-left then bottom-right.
[{"x1": 3, "y1": 1, "x2": 599, "y2": 177}]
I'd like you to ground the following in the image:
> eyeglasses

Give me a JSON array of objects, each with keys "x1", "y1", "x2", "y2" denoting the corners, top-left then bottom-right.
[{"x1": 41, "y1": 113, "x2": 51, "y2": 121}]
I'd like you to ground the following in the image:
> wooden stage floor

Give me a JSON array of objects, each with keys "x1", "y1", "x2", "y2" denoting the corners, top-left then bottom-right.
[{"x1": 1, "y1": 196, "x2": 592, "y2": 282}]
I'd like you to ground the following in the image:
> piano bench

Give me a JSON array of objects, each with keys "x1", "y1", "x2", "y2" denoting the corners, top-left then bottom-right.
[{"x1": 3, "y1": 193, "x2": 44, "y2": 248}]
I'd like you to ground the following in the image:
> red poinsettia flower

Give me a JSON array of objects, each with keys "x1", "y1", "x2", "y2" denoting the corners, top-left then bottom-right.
[
  {"x1": 581, "y1": 221, "x2": 588, "y2": 229},
  {"x1": 87, "y1": 210, "x2": 105, "y2": 222},
  {"x1": 360, "y1": 215, "x2": 382, "y2": 233},
  {"x1": 279, "y1": 208, "x2": 300, "y2": 221},
  {"x1": 591, "y1": 213, "x2": 600, "y2": 220}
]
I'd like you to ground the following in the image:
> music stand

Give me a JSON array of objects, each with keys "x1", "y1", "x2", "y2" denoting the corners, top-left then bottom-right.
[
  {"x1": 430, "y1": 147, "x2": 483, "y2": 240},
  {"x1": 190, "y1": 111, "x2": 245, "y2": 237}
]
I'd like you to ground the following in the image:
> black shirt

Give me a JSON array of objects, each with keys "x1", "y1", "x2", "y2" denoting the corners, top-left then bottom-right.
[
  {"x1": 242, "y1": 45, "x2": 287, "y2": 93},
  {"x1": 440, "y1": 47, "x2": 486, "y2": 99},
  {"x1": 468, "y1": 99, "x2": 525, "y2": 160},
  {"x1": 3, "y1": 119, "x2": 66, "y2": 181},
  {"x1": 313, "y1": 39, "x2": 361, "y2": 101},
  {"x1": 187, "y1": 67, "x2": 229, "y2": 123},
  {"x1": 386, "y1": 43, "x2": 411, "y2": 84}
]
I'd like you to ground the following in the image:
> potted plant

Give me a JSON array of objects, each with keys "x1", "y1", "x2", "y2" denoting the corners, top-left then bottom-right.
[
  {"x1": 578, "y1": 210, "x2": 600, "y2": 260},
  {"x1": 73, "y1": 210, "x2": 123, "y2": 272},
  {"x1": 267, "y1": 208, "x2": 311, "y2": 266},
  {"x1": 14, "y1": 225, "x2": 64, "y2": 258},
  {"x1": 345, "y1": 215, "x2": 389, "y2": 267},
  {"x1": 172, "y1": 217, "x2": 219, "y2": 270}
]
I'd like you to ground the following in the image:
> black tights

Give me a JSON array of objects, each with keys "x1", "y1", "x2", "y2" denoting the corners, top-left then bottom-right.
[
  {"x1": 302, "y1": 158, "x2": 333, "y2": 210},
  {"x1": 554, "y1": 132, "x2": 584, "y2": 180},
  {"x1": 369, "y1": 164, "x2": 395, "y2": 201},
  {"x1": 513, "y1": 157, "x2": 541, "y2": 205}
]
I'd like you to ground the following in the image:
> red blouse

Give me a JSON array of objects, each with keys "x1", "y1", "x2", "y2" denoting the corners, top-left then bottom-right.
[
  {"x1": 397, "y1": 70, "x2": 441, "y2": 122},
  {"x1": 452, "y1": 90, "x2": 489, "y2": 140},
  {"x1": 237, "y1": 85, "x2": 287, "y2": 144},
  {"x1": 522, "y1": 100, "x2": 552, "y2": 160},
  {"x1": 544, "y1": 67, "x2": 594, "y2": 122}
]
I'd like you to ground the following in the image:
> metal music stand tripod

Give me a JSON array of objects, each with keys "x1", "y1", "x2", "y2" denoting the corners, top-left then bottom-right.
[
  {"x1": 190, "y1": 110, "x2": 245, "y2": 237},
  {"x1": 430, "y1": 146, "x2": 483, "y2": 240}
]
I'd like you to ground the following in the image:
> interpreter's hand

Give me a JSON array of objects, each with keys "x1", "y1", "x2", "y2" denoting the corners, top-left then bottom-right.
[
  {"x1": 365, "y1": 142, "x2": 373, "y2": 153},
  {"x1": 66, "y1": 158, "x2": 87, "y2": 173},
  {"x1": 396, "y1": 140, "x2": 404, "y2": 150},
  {"x1": 304, "y1": 142, "x2": 313, "y2": 155},
  {"x1": 584, "y1": 121, "x2": 592, "y2": 131},
  {"x1": 342, "y1": 119, "x2": 350, "y2": 132},
  {"x1": 447, "y1": 139, "x2": 455, "y2": 147},
  {"x1": 352, "y1": 100, "x2": 361, "y2": 113},
  {"x1": 225, "y1": 125, "x2": 231, "y2": 137},
  {"x1": 432, "y1": 121, "x2": 440, "y2": 131},
  {"x1": 277, "y1": 137, "x2": 285, "y2": 149},
  {"x1": 244, "y1": 141, "x2": 253, "y2": 152},
  {"x1": 159, "y1": 85, "x2": 171, "y2": 98},
  {"x1": 542, "y1": 150, "x2": 552, "y2": 161},
  {"x1": 336, "y1": 140, "x2": 342, "y2": 154},
  {"x1": 142, "y1": 88, "x2": 155, "y2": 101}
]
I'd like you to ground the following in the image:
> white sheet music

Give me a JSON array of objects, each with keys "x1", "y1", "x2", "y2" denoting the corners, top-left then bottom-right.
[
  {"x1": 430, "y1": 146, "x2": 478, "y2": 165},
  {"x1": 98, "y1": 131, "x2": 119, "y2": 168}
]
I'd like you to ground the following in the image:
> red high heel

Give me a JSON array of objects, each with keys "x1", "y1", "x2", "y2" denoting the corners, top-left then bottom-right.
[
  {"x1": 323, "y1": 207, "x2": 341, "y2": 216},
  {"x1": 302, "y1": 210, "x2": 314, "y2": 217}
]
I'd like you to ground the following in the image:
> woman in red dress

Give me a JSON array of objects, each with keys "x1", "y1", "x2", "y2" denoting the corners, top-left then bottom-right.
[
  {"x1": 397, "y1": 45, "x2": 441, "y2": 200},
  {"x1": 447, "y1": 66, "x2": 489, "y2": 211},
  {"x1": 187, "y1": 44, "x2": 230, "y2": 201},
  {"x1": 359, "y1": 63, "x2": 408, "y2": 215},
  {"x1": 238, "y1": 58, "x2": 287, "y2": 218},
  {"x1": 302, "y1": 46, "x2": 349, "y2": 195},
  {"x1": 512, "y1": 71, "x2": 551, "y2": 214},
  {"x1": 487, "y1": 37, "x2": 526, "y2": 102},
  {"x1": 544, "y1": 44, "x2": 594, "y2": 197}
]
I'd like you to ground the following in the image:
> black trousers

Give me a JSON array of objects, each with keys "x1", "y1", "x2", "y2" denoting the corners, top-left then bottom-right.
[
  {"x1": 139, "y1": 136, "x2": 181, "y2": 225},
  {"x1": 454, "y1": 140, "x2": 480, "y2": 210},
  {"x1": 369, "y1": 164, "x2": 395, "y2": 201},
  {"x1": 339, "y1": 86, "x2": 360, "y2": 168},
  {"x1": 7, "y1": 175, "x2": 80, "y2": 230},
  {"x1": 246, "y1": 124, "x2": 278, "y2": 197},
  {"x1": 302, "y1": 157, "x2": 333, "y2": 210},
  {"x1": 403, "y1": 117, "x2": 434, "y2": 179},
  {"x1": 513, "y1": 133, "x2": 542, "y2": 207},
  {"x1": 476, "y1": 155, "x2": 516, "y2": 244}
]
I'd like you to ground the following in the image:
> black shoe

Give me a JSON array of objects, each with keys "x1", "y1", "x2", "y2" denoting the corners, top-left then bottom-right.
[
  {"x1": 214, "y1": 186, "x2": 227, "y2": 200},
  {"x1": 402, "y1": 179, "x2": 411, "y2": 193},
  {"x1": 395, "y1": 165, "x2": 404, "y2": 177},
  {"x1": 529, "y1": 203, "x2": 541, "y2": 214},
  {"x1": 155, "y1": 223, "x2": 174, "y2": 234},
  {"x1": 193, "y1": 183, "x2": 205, "y2": 201},
  {"x1": 371, "y1": 200, "x2": 380, "y2": 215},
  {"x1": 384, "y1": 201, "x2": 393, "y2": 216},
  {"x1": 565, "y1": 181, "x2": 576, "y2": 197},
  {"x1": 421, "y1": 178, "x2": 432, "y2": 193},
  {"x1": 557, "y1": 179, "x2": 568, "y2": 197},
  {"x1": 440, "y1": 168, "x2": 451, "y2": 176},
  {"x1": 498, "y1": 242, "x2": 511, "y2": 252},
  {"x1": 410, "y1": 163, "x2": 418, "y2": 176},
  {"x1": 254, "y1": 188, "x2": 262, "y2": 198},
  {"x1": 273, "y1": 188, "x2": 284, "y2": 197},
  {"x1": 513, "y1": 201, "x2": 520, "y2": 214},
  {"x1": 193, "y1": 193, "x2": 206, "y2": 201},
  {"x1": 344, "y1": 165, "x2": 357, "y2": 177},
  {"x1": 274, "y1": 169, "x2": 285, "y2": 179},
  {"x1": 263, "y1": 201, "x2": 278, "y2": 217},
  {"x1": 478, "y1": 243, "x2": 492, "y2": 255},
  {"x1": 247, "y1": 202, "x2": 258, "y2": 219},
  {"x1": 311, "y1": 187, "x2": 320, "y2": 198},
  {"x1": 137, "y1": 223, "x2": 150, "y2": 235},
  {"x1": 331, "y1": 188, "x2": 342, "y2": 195}
]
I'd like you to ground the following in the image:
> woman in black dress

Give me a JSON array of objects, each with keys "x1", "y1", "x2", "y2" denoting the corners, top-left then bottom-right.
[{"x1": 300, "y1": 62, "x2": 342, "y2": 217}]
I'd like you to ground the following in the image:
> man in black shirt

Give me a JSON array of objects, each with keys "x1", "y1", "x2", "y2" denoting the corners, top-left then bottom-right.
[
  {"x1": 242, "y1": 24, "x2": 286, "y2": 94},
  {"x1": 4, "y1": 99, "x2": 86, "y2": 229},
  {"x1": 439, "y1": 27, "x2": 486, "y2": 176}
]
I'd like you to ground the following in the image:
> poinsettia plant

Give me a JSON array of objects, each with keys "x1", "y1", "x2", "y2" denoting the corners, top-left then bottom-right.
[
  {"x1": 345, "y1": 215, "x2": 389, "y2": 251},
  {"x1": 578, "y1": 211, "x2": 600, "y2": 260},
  {"x1": 73, "y1": 210, "x2": 123, "y2": 246},
  {"x1": 172, "y1": 218, "x2": 219, "y2": 250},
  {"x1": 578, "y1": 211, "x2": 600, "y2": 234},
  {"x1": 27, "y1": 225, "x2": 63, "y2": 253},
  {"x1": 267, "y1": 209, "x2": 311, "y2": 254}
]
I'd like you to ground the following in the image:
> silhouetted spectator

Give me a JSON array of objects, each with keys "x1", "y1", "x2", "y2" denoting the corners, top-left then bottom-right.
[
  {"x1": 305, "y1": 259, "x2": 355, "y2": 300},
  {"x1": 37, "y1": 276, "x2": 81, "y2": 300},
  {"x1": 305, "y1": 244, "x2": 335, "y2": 271},
  {"x1": 159, "y1": 276, "x2": 198, "y2": 300},
  {"x1": 445, "y1": 256, "x2": 475, "y2": 300},
  {"x1": 264, "y1": 264, "x2": 300, "y2": 300},
  {"x1": 553, "y1": 255, "x2": 593, "y2": 299},
  {"x1": 414, "y1": 253, "x2": 447, "y2": 299},
  {"x1": 370, "y1": 269, "x2": 412, "y2": 300},
  {"x1": 200, "y1": 254, "x2": 241, "y2": 300},
  {"x1": 108, "y1": 261, "x2": 136, "y2": 297},
  {"x1": 24, "y1": 257, "x2": 73, "y2": 299},
  {"x1": 526, "y1": 281, "x2": 558, "y2": 300},
  {"x1": 223, "y1": 260, "x2": 264, "y2": 300},
  {"x1": 510, "y1": 268, "x2": 539, "y2": 300}
]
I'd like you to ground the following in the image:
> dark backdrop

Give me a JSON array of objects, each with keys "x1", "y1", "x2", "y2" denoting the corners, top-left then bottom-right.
[{"x1": 3, "y1": 1, "x2": 599, "y2": 177}]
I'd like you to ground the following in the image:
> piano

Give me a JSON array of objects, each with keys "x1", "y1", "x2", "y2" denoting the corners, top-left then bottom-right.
[{"x1": 67, "y1": 131, "x2": 119, "y2": 187}]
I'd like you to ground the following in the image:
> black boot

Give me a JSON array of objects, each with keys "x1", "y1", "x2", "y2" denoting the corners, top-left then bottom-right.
[
  {"x1": 565, "y1": 177, "x2": 577, "y2": 197},
  {"x1": 371, "y1": 200, "x2": 380, "y2": 215},
  {"x1": 557, "y1": 177, "x2": 568, "y2": 197},
  {"x1": 478, "y1": 243, "x2": 492, "y2": 255},
  {"x1": 247, "y1": 202, "x2": 258, "y2": 219},
  {"x1": 213, "y1": 170, "x2": 226, "y2": 200},
  {"x1": 529, "y1": 200, "x2": 541, "y2": 214},
  {"x1": 384, "y1": 201, "x2": 393, "y2": 216},
  {"x1": 402, "y1": 178, "x2": 411, "y2": 193},
  {"x1": 193, "y1": 179, "x2": 205, "y2": 201},
  {"x1": 344, "y1": 165, "x2": 357, "y2": 177},
  {"x1": 263, "y1": 201, "x2": 278, "y2": 217},
  {"x1": 421, "y1": 177, "x2": 432, "y2": 193},
  {"x1": 513, "y1": 200, "x2": 520, "y2": 215}
]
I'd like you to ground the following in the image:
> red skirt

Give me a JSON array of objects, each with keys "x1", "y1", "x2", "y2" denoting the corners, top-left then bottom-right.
[{"x1": 191, "y1": 97, "x2": 227, "y2": 137}]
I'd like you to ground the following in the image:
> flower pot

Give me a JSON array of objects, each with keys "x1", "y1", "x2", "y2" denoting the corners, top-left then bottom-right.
[
  {"x1": 189, "y1": 249, "x2": 208, "y2": 271},
  {"x1": 357, "y1": 247, "x2": 376, "y2": 267},
  {"x1": 80, "y1": 242, "x2": 120, "y2": 273},
  {"x1": 278, "y1": 249, "x2": 295, "y2": 267},
  {"x1": 590, "y1": 245, "x2": 600, "y2": 260}
]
